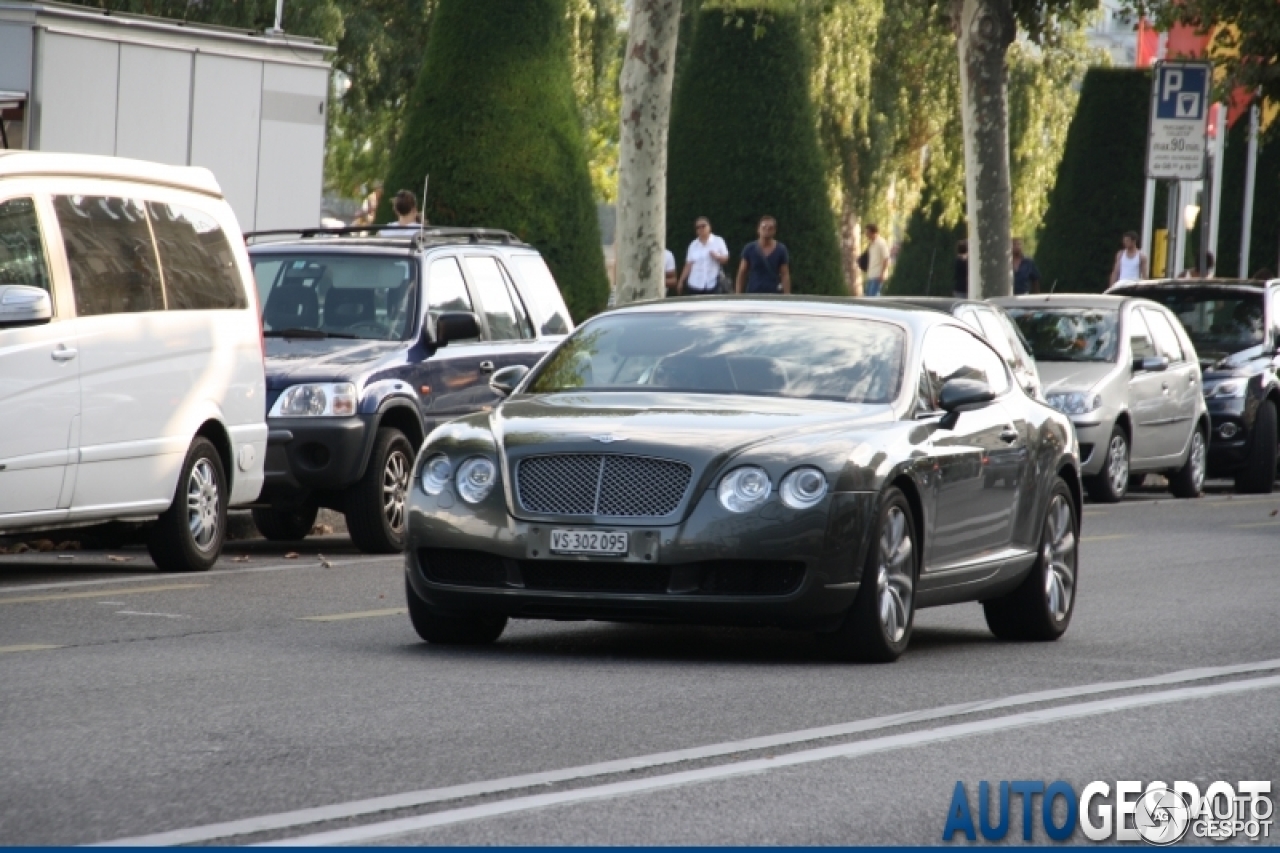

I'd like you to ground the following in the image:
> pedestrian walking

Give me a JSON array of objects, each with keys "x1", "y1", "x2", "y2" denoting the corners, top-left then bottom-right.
[
  {"x1": 664, "y1": 248, "x2": 677, "y2": 296},
  {"x1": 380, "y1": 189, "x2": 423, "y2": 234},
  {"x1": 1110, "y1": 231, "x2": 1148, "y2": 285},
  {"x1": 863, "y1": 224, "x2": 890, "y2": 296},
  {"x1": 1012, "y1": 237, "x2": 1040, "y2": 295},
  {"x1": 953, "y1": 240, "x2": 969, "y2": 298},
  {"x1": 677, "y1": 217, "x2": 729, "y2": 295},
  {"x1": 735, "y1": 215, "x2": 791, "y2": 295}
]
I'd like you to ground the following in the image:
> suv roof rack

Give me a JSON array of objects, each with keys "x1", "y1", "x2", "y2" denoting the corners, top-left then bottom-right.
[{"x1": 244, "y1": 226, "x2": 525, "y2": 247}]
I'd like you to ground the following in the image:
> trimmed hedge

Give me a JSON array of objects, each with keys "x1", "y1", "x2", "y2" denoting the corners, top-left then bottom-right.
[
  {"x1": 889, "y1": 193, "x2": 966, "y2": 297},
  {"x1": 666, "y1": 7, "x2": 844, "y2": 294},
  {"x1": 380, "y1": 0, "x2": 608, "y2": 320},
  {"x1": 1037, "y1": 68, "x2": 1151, "y2": 293},
  {"x1": 1216, "y1": 117, "x2": 1280, "y2": 278}
]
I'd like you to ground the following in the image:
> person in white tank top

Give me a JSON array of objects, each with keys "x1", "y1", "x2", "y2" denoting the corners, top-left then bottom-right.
[{"x1": 1110, "y1": 231, "x2": 1148, "y2": 285}]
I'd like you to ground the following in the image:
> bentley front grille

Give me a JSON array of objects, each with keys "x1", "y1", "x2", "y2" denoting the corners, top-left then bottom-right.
[{"x1": 515, "y1": 453, "x2": 692, "y2": 518}]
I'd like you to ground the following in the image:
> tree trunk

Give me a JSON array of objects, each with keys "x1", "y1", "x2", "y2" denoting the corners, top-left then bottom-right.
[
  {"x1": 953, "y1": 0, "x2": 1015, "y2": 298},
  {"x1": 614, "y1": 0, "x2": 681, "y2": 306}
]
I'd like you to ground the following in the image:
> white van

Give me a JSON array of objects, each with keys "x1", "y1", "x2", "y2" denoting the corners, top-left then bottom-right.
[{"x1": 0, "y1": 151, "x2": 267, "y2": 571}]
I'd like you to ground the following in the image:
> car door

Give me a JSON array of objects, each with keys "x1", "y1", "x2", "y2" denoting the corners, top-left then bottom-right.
[
  {"x1": 1141, "y1": 306, "x2": 1199, "y2": 458},
  {"x1": 419, "y1": 254, "x2": 492, "y2": 429},
  {"x1": 0, "y1": 194, "x2": 80, "y2": 518},
  {"x1": 919, "y1": 324, "x2": 1026, "y2": 571},
  {"x1": 1124, "y1": 308, "x2": 1168, "y2": 465},
  {"x1": 461, "y1": 254, "x2": 545, "y2": 381}
]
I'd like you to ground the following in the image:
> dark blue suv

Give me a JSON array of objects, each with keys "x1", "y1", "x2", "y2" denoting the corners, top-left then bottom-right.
[{"x1": 247, "y1": 228, "x2": 573, "y2": 552}]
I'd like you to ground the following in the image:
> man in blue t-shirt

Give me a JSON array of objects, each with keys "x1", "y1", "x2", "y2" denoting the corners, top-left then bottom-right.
[{"x1": 735, "y1": 215, "x2": 791, "y2": 294}]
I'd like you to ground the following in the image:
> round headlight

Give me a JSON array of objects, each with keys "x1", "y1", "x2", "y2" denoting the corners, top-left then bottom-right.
[
  {"x1": 780, "y1": 467, "x2": 828, "y2": 509},
  {"x1": 718, "y1": 466, "x2": 771, "y2": 513},
  {"x1": 456, "y1": 457, "x2": 497, "y2": 504},
  {"x1": 420, "y1": 454, "x2": 452, "y2": 495}
]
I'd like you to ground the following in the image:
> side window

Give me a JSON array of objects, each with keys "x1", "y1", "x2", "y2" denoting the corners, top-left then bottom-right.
[
  {"x1": 1271, "y1": 290, "x2": 1280, "y2": 341},
  {"x1": 54, "y1": 195, "x2": 164, "y2": 316},
  {"x1": 463, "y1": 255, "x2": 522, "y2": 341},
  {"x1": 1127, "y1": 309, "x2": 1157, "y2": 359},
  {"x1": 427, "y1": 256, "x2": 478, "y2": 342},
  {"x1": 975, "y1": 308, "x2": 1019, "y2": 368},
  {"x1": 0, "y1": 197, "x2": 52, "y2": 295},
  {"x1": 508, "y1": 254, "x2": 572, "y2": 335},
  {"x1": 145, "y1": 202, "x2": 246, "y2": 310},
  {"x1": 498, "y1": 261, "x2": 535, "y2": 339},
  {"x1": 956, "y1": 307, "x2": 982, "y2": 332},
  {"x1": 919, "y1": 325, "x2": 1011, "y2": 411},
  {"x1": 1142, "y1": 308, "x2": 1184, "y2": 362}
]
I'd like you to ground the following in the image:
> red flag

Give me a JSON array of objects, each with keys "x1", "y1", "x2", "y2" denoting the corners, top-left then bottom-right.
[{"x1": 1137, "y1": 18, "x2": 1160, "y2": 68}]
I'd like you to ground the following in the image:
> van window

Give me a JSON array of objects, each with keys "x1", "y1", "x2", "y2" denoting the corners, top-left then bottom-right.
[
  {"x1": 508, "y1": 254, "x2": 572, "y2": 335},
  {"x1": 0, "y1": 197, "x2": 51, "y2": 295},
  {"x1": 146, "y1": 203, "x2": 246, "y2": 310},
  {"x1": 55, "y1": 195, "x2": 164, "y2": 316}
]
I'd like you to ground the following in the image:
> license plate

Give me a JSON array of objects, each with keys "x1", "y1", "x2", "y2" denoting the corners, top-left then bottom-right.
[{"x1": 549, "y1": 529, "x2": 629, "y2": 556}]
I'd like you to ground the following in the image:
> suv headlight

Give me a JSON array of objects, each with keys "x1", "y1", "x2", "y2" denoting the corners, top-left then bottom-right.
[
  {"x1": 780, "y1": 467, "x2": 828, "y2": 509},
  {"x1": 420, "y1": 454, "x2": 452, "y2": 495},
  {"x1": 1045, "y1": 391, "x2": 1102, "y2": 416},
  {"x1": 270, "y1": 383, "x2": 357, "y2": 417},
  {"x1": 1205, "y1": 379, "x2": 1246, "y2": 399},
  {"x1": 718, "y1": 466, "x2": 771, "y2": 513},
  {"x1": 456, "y1": 457, "x2": 498, "y2": 504}
]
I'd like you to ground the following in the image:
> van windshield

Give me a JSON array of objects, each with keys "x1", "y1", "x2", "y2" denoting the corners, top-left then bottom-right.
[{"x1": 251, "y1": 253, "x2": 418, "y2": 341}]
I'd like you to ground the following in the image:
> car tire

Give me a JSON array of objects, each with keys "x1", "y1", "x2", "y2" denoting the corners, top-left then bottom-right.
[
  {"x1": 1084, "y1": 426, "x2": 1129, "y2": 503},
  {"x1": 1234, "y1": 400, "x2": 1277, "y2": 494},
  {"x1": 984, "y1": 477, "x2": 1078, "y2": 642},
  {"x1": 344, "y1": 427, "x2": 413, "y2": 554},
  {"x1": 147, "y1": 438, "x2": 227, "y2": 573},
  {"x1": 818, "y1": 487, "x2": 917, "y2": 663},
  {"x1": 1168, "y1": 427, "x2": 1207, "y2": 499},
  {"x1": 251, "y1": 502, "x2": 319, "y2": 542},
  {"x1": 405, "y1": 578, "x2": 507, "y2": 645}
]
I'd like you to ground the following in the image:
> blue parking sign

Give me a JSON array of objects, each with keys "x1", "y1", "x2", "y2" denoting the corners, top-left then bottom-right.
[{"x1": 1155, "y1": 65, "x2": 1207, "y2": 120}]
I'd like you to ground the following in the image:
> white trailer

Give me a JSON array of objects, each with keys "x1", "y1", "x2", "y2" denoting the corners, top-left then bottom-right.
[{"x1": 0, "y1": 1, "x2": 333, "y2": 231}]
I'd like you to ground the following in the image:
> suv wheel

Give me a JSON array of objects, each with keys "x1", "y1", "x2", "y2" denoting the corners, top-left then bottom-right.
[
  {"x1": 1168, "y1": 428, "x2": 1206, "y2": 498},
  {"x1": 252, "y1": 502, "x2": 319, "y2": 542},
  {"x1": 147, "y1": 438, "x2": 226, "y2": 572},
  {"x1": 1235, "y1": 400, "x2": 1277, "y2": 494},
  {"x1": 344, "y1": 427, "x2": 413, "y2": 553},
  {"x1": 1085, "y1": 426, "x2": 1129, "y2": 503}
]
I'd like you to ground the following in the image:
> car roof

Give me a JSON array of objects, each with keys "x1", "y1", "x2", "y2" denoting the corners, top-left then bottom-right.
[
  {"x1": 990, "y1": 293, "x2": 1135, "y2": 310},
  {"x1": 882, "y1": 296, "x2": 990, "y2": 313},
  {"x1": 600, "y1": 294, "x2": 962, "y2": 334},
  {"x1": 246, "y1": 226, "x2": 531, "y2": 254},
  {"x1": 1110, "y1": 277, "x2": 1279, "y2": 294},
  {"x1": 0, "y1": 150, "x2": 222, "y2": 198}
]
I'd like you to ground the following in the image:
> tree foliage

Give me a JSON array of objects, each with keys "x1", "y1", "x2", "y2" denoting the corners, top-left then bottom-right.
[{"x1": 381, "y1": 0, "x2": 609, "y2": 320}]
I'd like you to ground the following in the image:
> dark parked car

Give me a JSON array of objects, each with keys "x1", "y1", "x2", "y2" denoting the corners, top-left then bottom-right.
[
  {"x1": 1109, "y1": 278, "x2": 1280, "y2": 493},
  {"x1": 885, "y1": 297, "x2": 1043, "y2": 401},
  {"x1": 247, "y1": 228, "x2": 574, "y2": 552},
  {"x1": 404, "y1": 297, "x2": 1082, "y2": 662}
]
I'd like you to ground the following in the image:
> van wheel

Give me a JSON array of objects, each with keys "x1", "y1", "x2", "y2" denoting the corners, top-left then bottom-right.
[
  {"x1": 406, "y1": 578, "x2": 506, "y2": 645},
  {"x1": 344, "y1": 427, "x2": 413, "y2": 554},
  {"x1": 1168, "y1": 428, "x2": 1206, "y2": 498},
  {"x1": 147, "y1": 438, "x2": 226, "y2": 573},
  {"x1": 1234, "y1": 401, "x2": 1277, "y2": 494},
  {"x1": 251, "y1": 502, "x2": 319, "y2": 542},
  {"x1": 1084, "y1": 426, "x2": 1128, "y2": 503}
]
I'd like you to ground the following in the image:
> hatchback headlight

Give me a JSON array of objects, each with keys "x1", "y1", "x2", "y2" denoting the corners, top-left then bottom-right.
[
  {"x1": 1045, "y1": 391, "x2": 1102, "y2": 416},
  {"x1": 718, "y1": 466, "x2": 771, "y2": 513},
  {"x1": 780, "y1": 467, "x2": 828, "y2": 509},
  {"x1": 269, "y1": 383, "x2": 357, "y2": 417},
  {"x1": 420, "y1": 454, "x2": 452, "y2": 495},
  {"x1": 456, "y1": 457, "x2": 498, "y2": 504},
  {"x1": 1205, "y1": 379, "x2": 1246, "y2": 399}
]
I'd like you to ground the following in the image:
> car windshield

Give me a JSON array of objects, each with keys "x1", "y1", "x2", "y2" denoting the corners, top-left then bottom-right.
[
  {"x1": 1005, "y1": 307, "x2": 1119, "y2": 363},
  {"x1": 251, "y1": 253, "x2": 419, "y2": 341},
  {"x1": 527, "y1": 311, "x2": 906, "y2": 404},
  {"x1": 1134, "y1": 288, "x2": 1265, "y2": 360}
]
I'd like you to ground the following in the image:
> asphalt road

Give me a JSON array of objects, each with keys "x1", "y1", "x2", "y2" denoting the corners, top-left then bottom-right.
[{"x1": 1, "y1": 487, "x2": 1278, "y2": 845}]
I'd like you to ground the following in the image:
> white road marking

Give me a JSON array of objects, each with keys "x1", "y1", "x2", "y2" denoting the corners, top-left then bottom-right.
[
  {"x1": 264, "y1": 673, "x2": 1280, "y2": 846},
  {"x1": 93, "y1": 656, "x2": 1280, "y2": 847},
  {"x1": 0, "y1": 643, "x2": 63, "y2": 654},
  {"x1": 115, "y1": 611, "x2": 191, "y2": 620},
  {"x1": 0, "y1": 584, "x2": 206, "y2": 605},
  {"x1": 298, "y1": 608, "x2": 406, "y2": 622}
]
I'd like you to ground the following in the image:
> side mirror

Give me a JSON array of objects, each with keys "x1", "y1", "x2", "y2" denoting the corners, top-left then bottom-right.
[
  {"x1": 489, "y1": 364, "x2": 530, "y2": 397},
  {"x1": 428, "y1": 311, "x2": 480, "y2": 347},
  {"x1": 1132, "y1": 355, "x2": 1169, "y2": 373},
  {"x1": 0, "y1": 285, "x2": 52, "y2": 327},
  {"x1": 937, "y1": 377, "x2": 996, "y2": 430}
]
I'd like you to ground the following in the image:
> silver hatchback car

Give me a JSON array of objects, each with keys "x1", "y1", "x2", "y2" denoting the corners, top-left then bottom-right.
[{"x1": 993, "y1": 295, "x2": 1209, "y2": 502}]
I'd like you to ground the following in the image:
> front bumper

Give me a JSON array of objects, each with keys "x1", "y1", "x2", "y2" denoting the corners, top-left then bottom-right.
[
  {"x1": 1206, "y1": 397, "x2": 1251, "y2": 475},
  {"x1": 405, "y1": 488, "x2": 878, "y2": 630},
  {"x1": 1068, "y1": 417, "x2": 1112, "y2": 476},
  {"x1": 259, "y1": 414, "x2": 377, "y2": 506}
]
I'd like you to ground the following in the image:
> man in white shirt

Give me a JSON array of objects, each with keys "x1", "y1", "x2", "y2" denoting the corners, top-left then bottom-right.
[
  {"x1": 664, "y1": 248, "x2": 677, "y2": 296},
  {"x1": 864, "y1": 223, "x2": 890, "y2": 297},
  {"x1": 379, "y1": 190, "x2": 422, "y2": 235},
  {"x1": 677, "y1": 217, "x2": 729, "y2": 295}
]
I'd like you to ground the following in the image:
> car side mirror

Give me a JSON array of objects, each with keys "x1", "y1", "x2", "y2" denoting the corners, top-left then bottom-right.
[
  {"x1": 0, "y1": 284, "x2": 52, "y2": 327},
  {"x1": 937, "y1": 378, "x2": 996, "y2": 430},
  {"x1": 489, "y1": 364, "x2": 529, "y2": 397},
  {"x1": 428, "y1": 311, "x2": 480, "y2": 347},
  {"x1": 1132, "y1": 355, "x2": 1169, "y2": 373}
]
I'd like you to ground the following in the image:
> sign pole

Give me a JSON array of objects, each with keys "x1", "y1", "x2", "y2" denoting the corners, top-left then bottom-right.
[
  {"x1": 1207, "y1": 103, "x2": 1226, "y2": 274},
  {"x1": 1240, "y1": 101, "x2": 1259, "y2": 277},
  {"x1": 1141, "y1": 178, "x2": 1156, "y2": 269}
]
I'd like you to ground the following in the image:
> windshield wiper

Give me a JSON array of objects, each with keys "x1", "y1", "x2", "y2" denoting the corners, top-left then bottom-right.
[{"x1": 264, "y1": 328, "x2": 360, "y2": 340}]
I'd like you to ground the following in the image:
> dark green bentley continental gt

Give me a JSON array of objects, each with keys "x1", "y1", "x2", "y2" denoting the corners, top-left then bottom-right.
[{"x1": 404, "y1": 297, "x2": 1081, "y2": 662}]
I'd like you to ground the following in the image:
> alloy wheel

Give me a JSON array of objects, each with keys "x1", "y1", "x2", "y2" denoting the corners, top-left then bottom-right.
[
  {"x1": 1189, "y1": 431, "x2": 1206, "y2": 492},
  {"x1": 877, "y1": 505, "x2": 914, "y2": 643},
  {"x1": 185, "y1": 458, "x2": 220, "y2": 552},
  {"x1": 1107, "y1": 434, "x2": 1129, "y2": 496},
  {"x1": 1042, "y1": 493, "x2": 1077, "y2": 622},
  {"x1": 382, "y1": 449, "x2": 410, "y2": 532}
]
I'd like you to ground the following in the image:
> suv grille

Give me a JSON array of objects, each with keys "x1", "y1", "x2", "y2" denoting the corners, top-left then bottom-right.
[{"x1": 515, "y1": 454, "x2": 692, "y2": 518}]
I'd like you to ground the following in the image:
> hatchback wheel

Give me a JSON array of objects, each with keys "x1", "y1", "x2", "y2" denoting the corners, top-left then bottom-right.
[
  {"x1": 1085, "y1": 426, "x2": 1128, "y2": 503},
  {"x1": 147, "y1": 438, "x2": 226, "y2": 573},
  {"x1": 1234, "y1": 400, "x2": 1277, "y2": 494},
  {"x1": 984, "y1": 478, "x2": 1078, "y2": 641},
  {"x1": 344, "y1": 428, "x2": 413, "y2": 553},
  {"x1": 1168, "y1": 428, "x2": 1206, "y2": 498}
]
